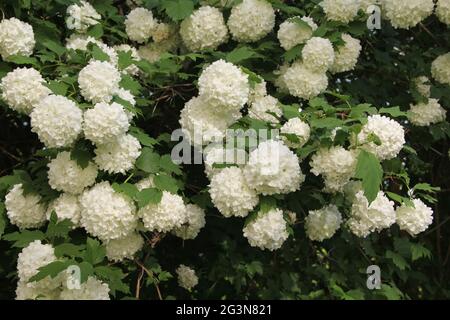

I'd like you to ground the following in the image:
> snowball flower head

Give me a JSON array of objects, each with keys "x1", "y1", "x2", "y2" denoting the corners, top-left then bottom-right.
[
  {"x1": 83, "y1": 102, "x2": 130, "y2": 145},
  {"x1": 30, "y1": 95, "x2": 83, "y2": 148},
  {"x1": 278, "y1": 17, "x2": 317, "y2": 51},
  {"x1": 46, "y1": 193, "x2": 81, "y2": 227},
  {"x1": 409, "y1": 99, "x2": 447, "y2": 127},
  {"x1": 302, "y1": 37, "x2": 335, "y2": 72},
  {"x1": 348, "y1": 191, "x2": 396, "y2": 237},
  {"x1": 320, "y1": 0, "x2": 360, "y2": 23},
  {"x1": 5, "y1": 184, "x2": 46, "y2": 229},
  {"x1": 173, "y1": 204, "x2": 206, "y2": 240},
  {"x1": 209, "y1": 167, "x2": 258, "y2": 218},
  {"x1": 227, "y1": 0, "x2": 275, "y2": 43},
  {"x1": 65, "y1": 34, "x2": 118, "y2": 65},
  {"x1": 94, "y1": 134, "x2": 141, "y2": 174},
  {"x1": 243, "y1": 208, "x2": 289, "y2": 251},
  {"x1": 413, "y1": 76, "x2": 431, "y2": 98},
  {"x1": 78, "y1": 60, "x2": 121, "y2": 103},
  {"x1": 80, "y1": 181, "x2": 138, "y2": 241},
  {"x1": 431, "y1": 53, "x2": 450, "y2": 86},
  {"x1": 305, "y1": 205, "x2": 342, "y2": 241},
  {"x1": 47, "y1": 151, "x2": 98, "y2": 195},
  {"x1": 152, "y1": 22, "x2": 174, "y2": 43},
  {"x1": 198, "y1": 59, "x2": 249, "y2": 111},
  {"x1": 114, "y1": 44, "x2": 141, "y2": 76},
  {"x1": 60, "y1": 277, "x2": 110, "y2": 300},
  {"x1": 176, "y1": 265, "x2": 198, "y2": 290},
  {"x1": 138, "y1": 191, "x2": 187, "y2": 233},
  {"x1": 436, "y1": 0, "x2": 450, "y2": 25},
  {"x1": 125, "y1": 7, "x2": 156, "y2": 43},
  {"x1": 357, "y1": 115, "x2": 405, "y2": 160},
  {"x1": 243, "y1": 140, "x2": 304, "y2": 195},
  {"x1": 203, "y1": 145, "x2": 246, "y2": 178},
  {"x1": 66, "y1": 0, "x2": 101, "y2": 32},
  {"x1": 248, "y1": 95, "x2": 282, "y2": 124},
  {"x1": 282, "y1": 61, "x2": 328, "y2": 100},
  {"x1": 0, "y1": 67, "x2": 50, "y2": 114},
  {"x1": 382, "y1": 0, "x2": 434, "y2": 29},
  {"x1": 180, "y1": 6, "x2": 228, "y2": 52},
  {"x1": 280, "y1": 117, "x2": 311, "y2": 149},
  {"x1": 15, "y1": 281, "x2": 59, "y2": 300},
  {"x1": 396, "y1": 199, "x2": 433, "y2": 236},
  {"x1": 0, "y1": 18, "x2": 35, "y2": 59},
  {"x1": 330, "y1": 33, "x2": 362, "y2": 73},
  {"x1": 105, "y1": 233, "x2": 144, "y2": 262}
]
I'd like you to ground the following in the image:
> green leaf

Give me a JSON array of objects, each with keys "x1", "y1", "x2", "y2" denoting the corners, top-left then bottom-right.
[
  {"x1": 112, "y1": 182, "x2": 139, "y2": 200},
  {"x1": 354, "y1": 150, "x2": 383, "y2": 203},
  {"x1": 3, "y1": 230, "x2": 46, "y2": 248},
  {"x1": 379, "y1": 107, "x2": 407, "y2": 118},
  {"x1": 281, "y1": 104, "x2": 302, "y2": 120},
  {"x1": 386, "y1": 250, "x2": 410, "y2": 270},
  {"x1": 90, "y1": 43, "x2": 109, "y2": 62},
  {"x1": 129, "y1": 127, "x2": 158, "y2": 147},
  {"x1": 136, "y1": 148, "x2": 161, "y2": 173},
  {"x1": 120, "y1": 75, "x2": 142, "y2": 95},
  {"x1": 86, "y1": 24, "x2": 104, "y2": 39},
  {"x1": 136, "y1": 188, "x2": 163, "y2": 208},
  {"x1": 29, "y1": 260, "x2": 72, "y2": 283},
  {"x1": 6, "y1": 55, "x2": 39, "y2": 66},
  {"x1": 54, "y1": 243, "x2": 86, "y2": 258},
  {"x1": 153, "y1": 174, "x2": 179, "y2": 193},
  {"x1": 84, "y1": 238, "x2": 106, "y2": 265},
  {"x1": 283, "y1": 45, "x2": 302, "y2": 63},
  {"x1": 162, "y1": 0, "x2": 194, "y2": 21},
  {"x1": 117, "y1": 50, "x2": 134, "y2": 70},
  {"x1": 226, "y1": 46, "x2": 262, "y2": 64},
  {"x1": 94, "y1": 266, "x2": 130, "y2": 296},
  {"x1": 70, "y1": 140, "x2": 94, "y2": 169},
  {"x1": 78, "y1": 261, "x2": 95, "y2": 284},
  {"x1": 310, "y1": 117, "x2": 344, "y2": 129},
  {"x1": 46, "y1": 212, "x2": 74, "y2": 240},
  {"x1": 159, "y1": 154, "x2": 182, "y2": 175},
  {"x1": 411, "y1": 243, "x2": 432, "y2": 261},
  {"x1": 259, "y1": 196, "x2": 277, "y2": 213},
  {"x1": 46, "y1": 80, "x2": 69, "y2": 96},
  {"x1": 42, "y1": 39, "x2": 66, "y2": 56}
]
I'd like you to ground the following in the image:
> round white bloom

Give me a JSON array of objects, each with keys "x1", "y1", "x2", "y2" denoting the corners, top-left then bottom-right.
[
  {"x1": 248, "y1": 95, "x2": 282, "y2": 124},
  {"x1": 83, "y1": 102, "x2": 130, "y2": 145},
  {"x1": 152, "y1": 22, "x2": 173, "y2": 43},
  {"x1": 409, "y1": 98, "x2": 447, "y2": 127},
  {"x1": 277, "y1": 17, "x2": 317, "y2": 51},
  {"x1": 320, "y1": 0, "x2": 360, "y2": 23},
  {"x1": 243, "y1": 208, "x2": 289, "y2": 251},
  {"x1": 60, "y1": 276, "x2": 110, "y2": 300},
  {"x1": 413, "y1": 76, "x2": 431, "y2": 98},
  {"x1": 180, "y1": 6, "x2": 228, "y2": 52},
  {"x1": 176, "y1": 265, "x2": 198, "y2": 290},
  {"x1": 431, "y1": 53, "x2": 450, "y2": 86},
  {"x1": 66, "y1": 0, "x2": 101, "y2": 33},
  {"x1": 382, "y1": 0, "x2": 434, "y2": 29},
  {"x1": 436, "y1": 0, "x2": 450, "y2": 25},
  {"x1": 15, "y1": 281, "x2": 59, "y2": 300},
  {"x1": 5, "y1": 184, "x2": 46, "y2": 229},
  {"x1": 78, "y1": 60, "x2": 121, "y2": 103},
  {"x1": 94, "y1": 134, "x2": 141, "y2": 174},
  {"x1": 0, "y1": 18, "x2": 35, "y2": 59},
  {"x1": 46, "y1": 193, "x2": 81, "y2": 227},
  {"x1": 179, "y1": 96, "x2": 241, "y2": 146},
  {"x1": 80, "y1": 181, "x2": 138, "y2": 241},
  {"x1": 0, "y1": 67, "x2": 50, "y2": 114},
  {"x1": 357, "y1": 115, "x2": 405, "y2": 160},
  {"x1": 396, "y1": 199, "x2": 433, "y2": 236},
  {"x1": 243, "y1": 140, "x2": 304, "y2": 195},
  {"x1": 125, "y1": 7, "x2": 156, "y2": 43},
  {"x1": 138, "y1": 191, "x2": 187, "y2": 233},
  {"x1": 330, "y1": 34, "x2": 362, "y2": 73},
  {"x1": 198, "y1": 59, "x2": 249, "y2": 111},
  {"x1": 30, "y1": 95, "x2": 83, "y2": 148},
  {"x1": 282, "y1": 61, "x2": 328, "y2": 100},
  {"x1": 348, "y1": 190, "x2": 396, "y2": 237},
  {"x1": 280, "y1": 118, "x2": 311, "y2": 149},
  {"x1": 305, "y1": 205, "x2": 342, "y2": 241},
  {"x1": 105, "y1": 232, "x2": 144, "y2": 262},
  {"x1": 203, "y1": 145, "x2": 246, "y2": 178},
  {"x1": 137, "y1": 34, "x2": 179, "y2": 63},
  {"x1": 302, "y1": 37, "x2": 335, "y2": 72},
  {"x1": 209, "y1": 167, "x2": 258, "y2": 218},
  {"x1": 47, "y1": 151, "x2": 98, "y2": 195},
  {"x1": 172, "y1": 204, "x2": 206, "y2": 240},
  {"x1": 228, "y1": 0, "x2": 275, "y2": 43},
  {"x1": 310, "y1": 147, "x2": 357, "y2": 193},
  {"x1": 248, "y1": 79, "x2": 267, "y2": 105},
  {"x1": 114, "y1": 44, "x2": 141, "y2": 75},
  {"x1": 65, "y1": 34, "x2": 118, "y2": 65}
]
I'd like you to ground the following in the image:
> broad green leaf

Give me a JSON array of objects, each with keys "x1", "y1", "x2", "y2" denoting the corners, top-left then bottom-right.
[
  {"x1": 3, "y1": 230, "x2": 46, "y2": 248},
  {"x1": 162, "y1": 0, "x2": 194, "y2": 21},
  {"x1": 42, "y1": 39, "x2": 66, "y2": 56},
  {"x1": 354, "y1": 150, "x2": 383, "y2": 203},
  {"x1": 226, "y1": 46, "x2": 262, "y2": 64},
  {"x1": 112, "y1": 182, "x2": 139, "y2": 200},
  {"x1": 46, "y1": 80, "x2": 69, "y2": 96},
  {"x1": 94, "y1": 266, "x2": 130, "y2": 296},
  {"x1": 386, "y1": 250, "x2": 410, "y2": 270},
  {"x1": 153, "y1": 174, "x2": 179, "y2": 193},
  {"x1": 136, "y1": 148, "x2": 161, "y2": 173},
  {"x1": 84, "y1": 238, "x2": 106, "y2": 265},
  {"x1": 29, "y1": 260, "x2": 73, "y2": 282},
  {"x1": 136, "y1": 188, "x2": 163, "y2": 208}
]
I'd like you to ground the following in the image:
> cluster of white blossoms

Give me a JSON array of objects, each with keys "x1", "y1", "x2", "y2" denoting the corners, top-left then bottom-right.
[
  {"x1": 248, "y1": 95, "x2": 282, "y2": 124},
  {"x1": 65, "y1": 34, "x2": 118, "y2": 65},
  {"x1": 280, "y1": 117, "x2": 311, "y2": 149},
  {"x1": 78, "y1": 60, "x2": 121, "y2": 103},
  {"x1": 329, "y1": 34, "x2": 362, "y2": 73},
  {"x1": 59, "y1": 276, "x2": 110, "y2": 300},
  {"x1": 413, "y1": 76, "x2": 431, "y2": 98},
  {"x1": 114, "y1": 44, "x2": 141, "y2": 76},
  {"x1": 356, "y1": 115, "x2": 405, "y2": 160},
  {"x1": 46, "y1": 193, "x2": 82, "y2": 227},
  {"x1": 227, "y1": 0, "x2": 275, "y2": 43},
  {"x1": 30, "y1": 95, "x2": 83, "y2": 148},
  {"x1": 47, "y1": 151, "x2": 98, "y2": 195},
  {"x1": 66, "y1": 1, "x2": 101, "y2": 33},
  {"x1": 408, "y1": 99, "x2": 447, "y2": 127},
  {"x1": 431, "y1": 53, "x2": 450, "y2": 86},
  {"x1": 105, "y1": 232, "x2": 144, "y2": 262},
  {"x1": 320, "y1": 0, "x2": 361, "y2": 23},
  {"x1": 125, "y1": 7, "x2": 156, "y2": 43},
  {"x1": 203, "y1": 145, "x2": 246, "y2": 178},
  {"x1": 277, "y1": 17, "x2": 317, "y2": 51},
  {"x1": 172, "y1": 204, "x2": 206, "y2": 240},
  {"x1": 436, "y1": 0, "x2": 450, "y2": 25},
  {"x1": 243, "y1": 208, "x2": 289, "y2": 251},
  {"x1": 305, "y1": 205, "x2": 343, "y2": 241},
  {"x1": 5, "y1": 184, "x2": 46, "y2": 229},
  {"x1": 302, "y1": 37, "x2": 335, "y2": 72},
  {"x1": 0, "y1": 67, "x2": 50, "y2": 114},
  {"x1": 176, "y1": 265, "x2": 198, "y2": 290},
  {"x1": 180, "y1": 6, "x2": 228, "y2": 52},
  {"x1": 382, "y1": 0, "x2": 434, "y2": 29},
  {"x1": 396, "y1": 199, "x2": 434, "y2": 236},
  {"x1": 0, "y1": 18, "x2": 35, "y2": 59},
  {"x1": 310, "y1": 147, "x2": 358, "y2": 193}
]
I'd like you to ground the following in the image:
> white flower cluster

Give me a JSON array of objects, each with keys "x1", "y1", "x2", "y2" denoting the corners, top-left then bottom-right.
[
  {"x1": 243, "y1": 208, "x2": 289, "y2": 251},
  {"x1": 0, "y1": 18, "x2": 35, "y2": 59},
  {"x1": 65, "y1": 34, "x2": 118, "y2": 65},
  {"x1": 409, "y1": 99, "x2": 447, "y2": 127},
  {"x1": 78, "y1": 60, "x2": 121, "y2": 103},
  {"x1": 310, "y1": 147, "x2": 357, "y2": 193},
  {"x1": 227, "y1": 0, "x2": 275, "y2": 43},
  {"x1": 396, "y1": 199, "x2": 433, "y2": 236},
  {"x1": 59, "y1": 277, "x2": 110, "y2": 300},
  {"x1": 137, "y1": 25, "x2": 179, "y2": 63},
  {"x1": 180, "y1": 6, "x2": 228, "y2": 52},
  {"x1": 5, "y1": 184, "x2": 46, "y2": 229},
  {"x1": 277, "y1": 17, "x2": 317, "y2": 51},
  {"x1": 172, "y1": 204, "x2": 206, "y2": 240},
  {"x1": 431, "y1": 53, "x2": 450, "y2": 86},
  {"x1": 66, "y1": 0, "x2": 101, "y2": 32},
  {"x1": 305, "y1": 205, "x2": 342, "y2": 241},
  {"x1": 105, "y1": 232, "x2": 144, "y2": 262},
  {"x1": 280, "y1": 117, "x2": 311, "y2": 149},
  {"x1": 302, "y1": 37, "x2": 335, "y2": 72},
  {"x1": 436, "y1": 0, "x2": 450, "y2": 25},
  {"x1": 248, "y1": 95, "x2": 282, "y2": 124},
  {"x1": 413, "y1": 76, "x2": 431, "y2": 98},
  {"x1": 203, "y1": 145, "x2": 246, "y2": 178},
  {"x1": 125, "y1": 7, "x2": 156, "y2": 43},
  {"x1": 330, "y1": 34, "x2": 362, "y2": 73},
  {"x1": 176, "y1": 265, "x2": 198, "y2": 290},
  {"x1": 114, "y1": 44, "x2": 141, "y2": 75},
  {"x1": 382, "y1": 0, "x2": 434, "y2": 29},
  {"x1": 320, "y1": 0, "x2": 360, "y2": 23},
  {"x1": 46, "y1": 193, "x2": 81, "y2": 227}
]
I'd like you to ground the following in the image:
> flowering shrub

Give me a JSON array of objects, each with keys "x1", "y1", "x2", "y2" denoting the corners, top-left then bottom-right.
[{"x1": 0, "y1": 0, "x2": 449, "y2": 300}]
